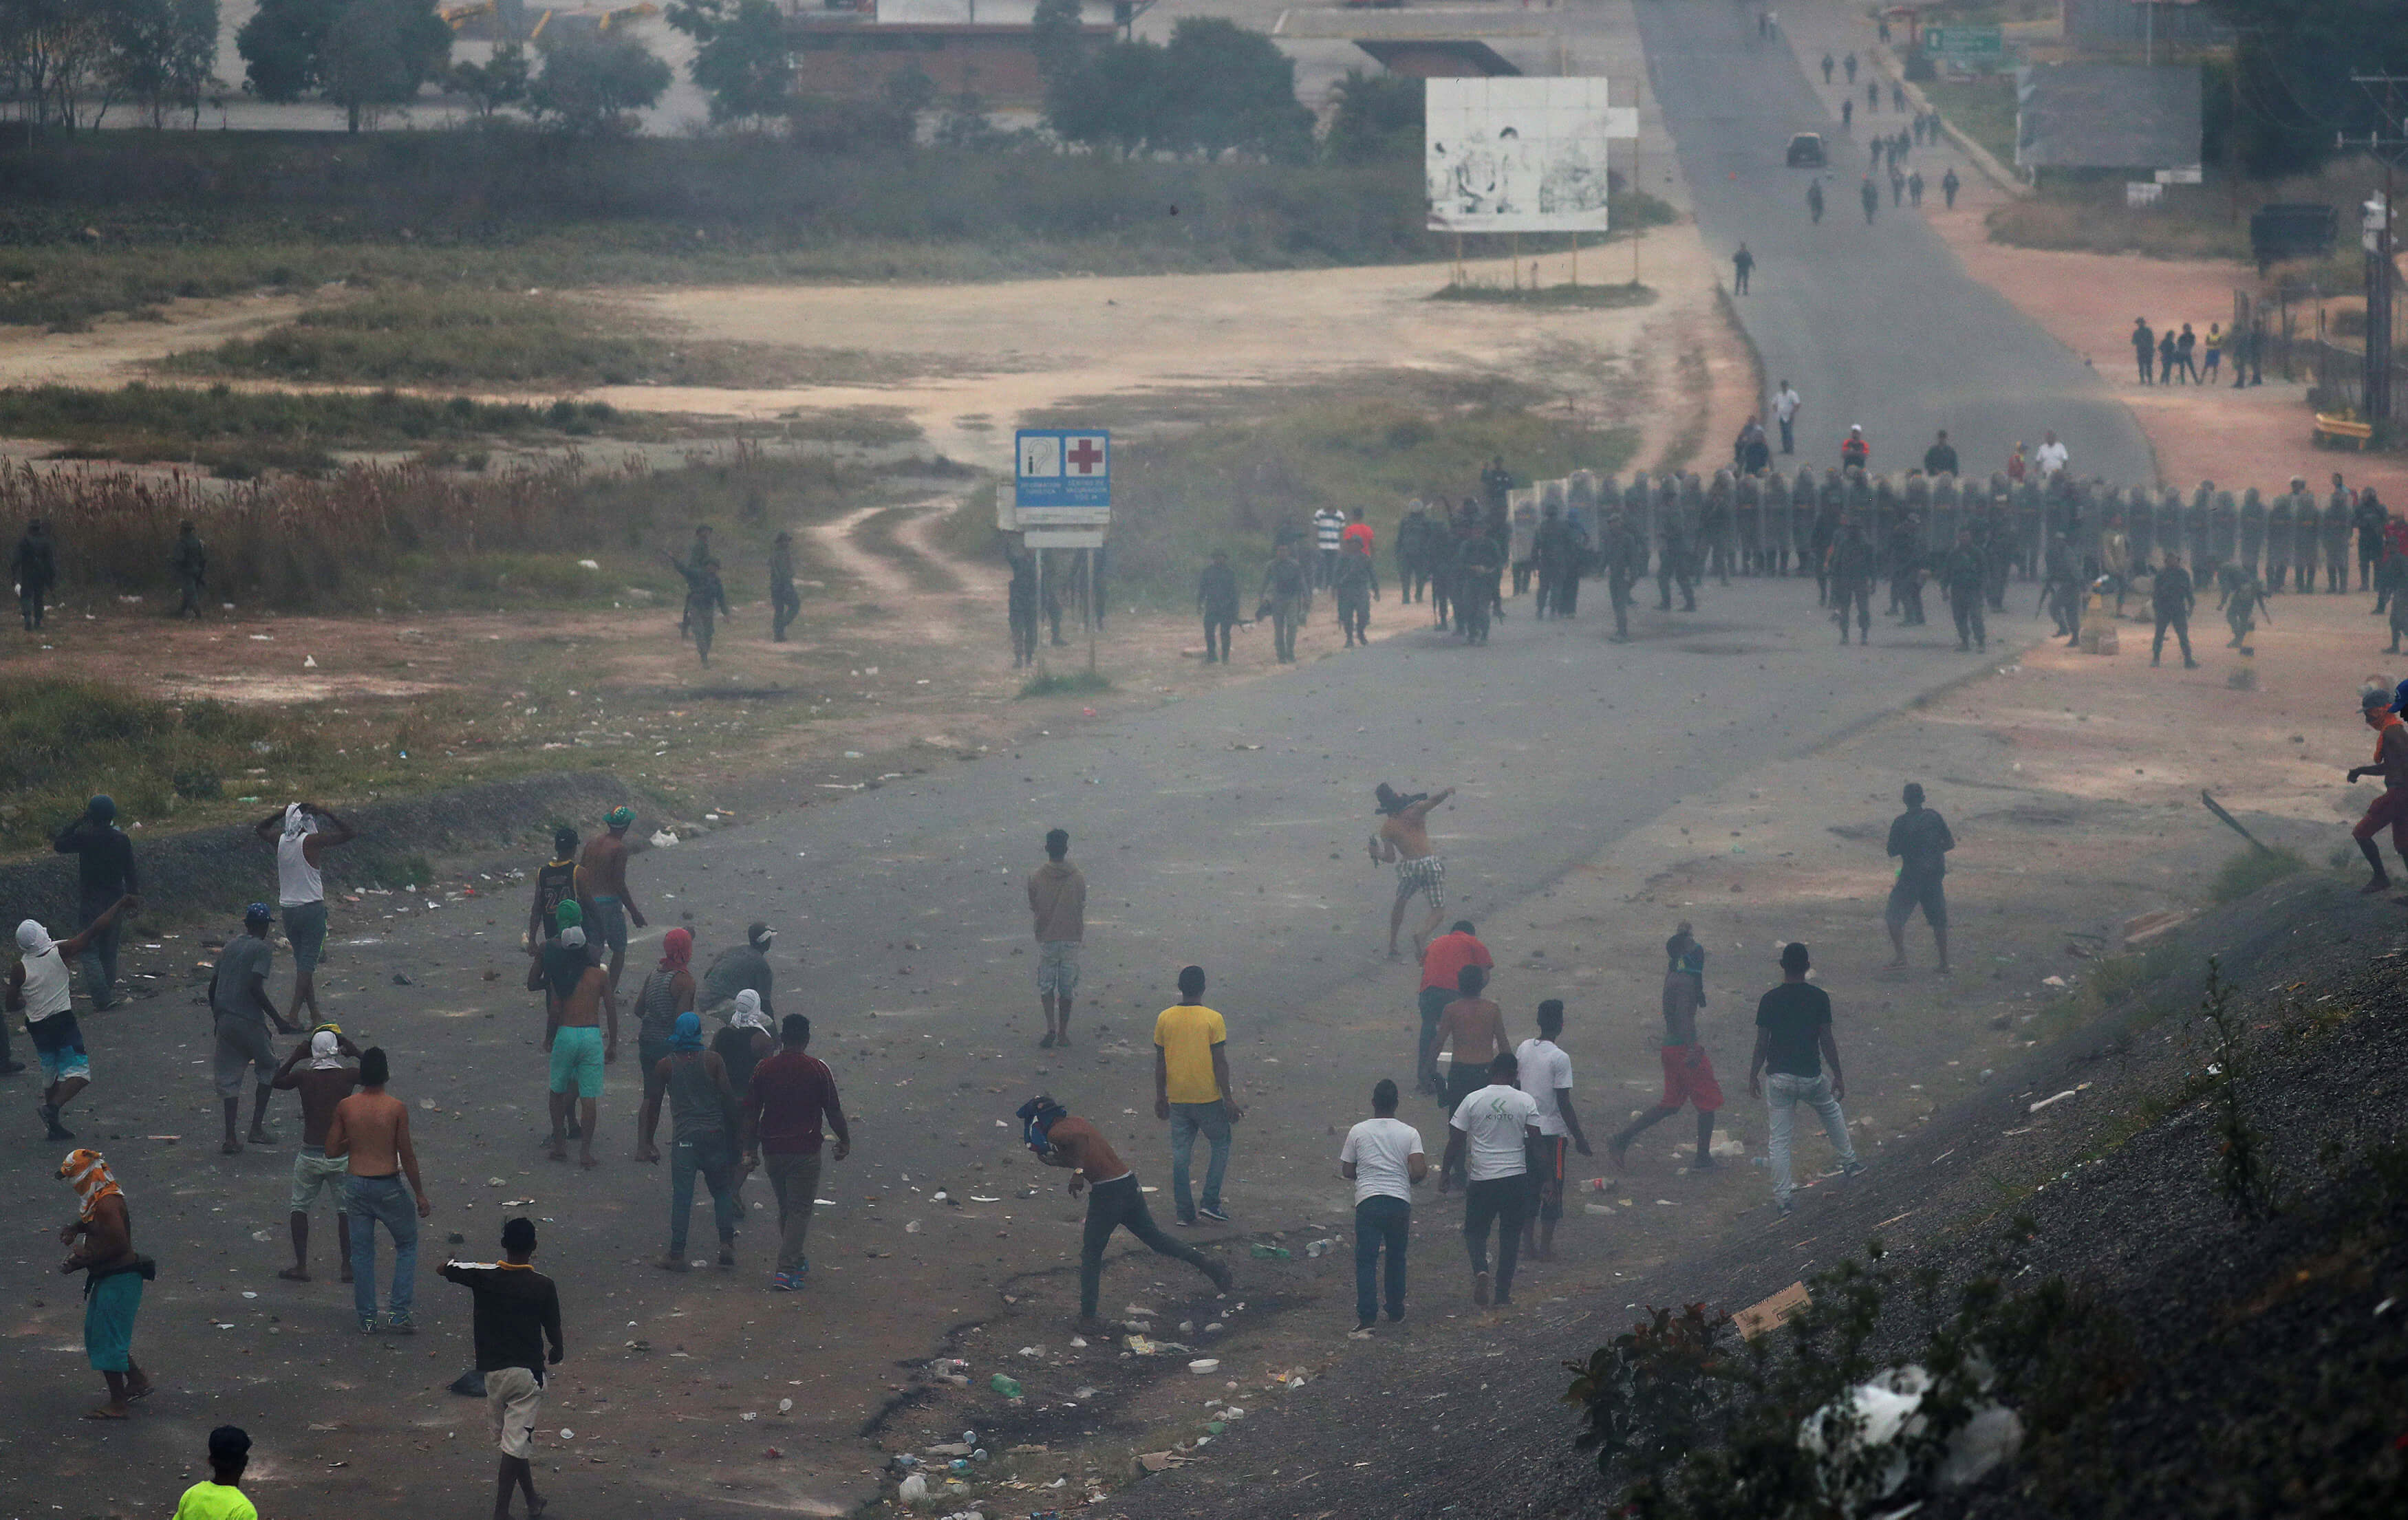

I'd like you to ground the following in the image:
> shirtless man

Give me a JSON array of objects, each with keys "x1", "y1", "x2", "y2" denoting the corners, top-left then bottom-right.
[
  {"x1": 2346, "y1": 685, "x2": 2408, "y2": 893},
  {"x1": 324, "y1": 1047, "x2": 433, "y2": 1335},
  {"x1": 1370, "y1": 782, "x2": 1455, "y2": 958},
  {"x1": 1432, "y1": 964, "x2": 1509, "y2": 1185},
  {"x1": 59, "y1": 1149, "x2": 153, "y2": 1418},
  {"x1": 543, "y1": 930, "x2": 619, "y2": 1166},
  {"x1": 1016, "y1": 1094, "x2": 1231, "y2": 1334},
  {"x1": 577, "y1": 806, "x2": 649, "y2": 999},
  {"x1": 271, "y1": 1026, "x2": 363, "y2": 1283}
]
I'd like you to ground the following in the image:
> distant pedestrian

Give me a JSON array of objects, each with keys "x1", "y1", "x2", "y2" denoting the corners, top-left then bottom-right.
[
  {"x1": 2202, "y1": 322, "x2": 2224, "y2": 382},
  {"x1": 2346, "y1": 686, "x2": 2408, "y2": 893},
  {"x1": 1007, "y1": 543, "x2": 1039, "y2": 667},
  {"x1": 253, "y1": 802, "x2": 353, "y2": 1028},
  {"x1": 1028, "y1": 827, "x2": 1086, "y2": 1048},
  {"x1": 1608, "y1": 923, "x2": 1722, "y2": 1171},
  {"x1": 12, "y1": 518, "x2": 54, "y2": 631},
  {"x1": 2177, "y1": 323, "x2": 2200, "y2": 382},
  {"x1": 58, "y1": 1147, "x2": 153, "y2": 1418},
  {"x1": 208, "y1": 903, "x2": 297, "y2": 1155},
  {"x1": 1259, "y1": 542, "x2": 1307, "y2": 664},
  {"x1": 1842, "y1": 424, "x2": 1870, "y2": 473},
  {"x1": 2132, "y1": 317, "x2": 2156, "y2": 384},
  {"x1": 1821, "y1": 52, "x2": 1834, "y2": 84},
  {"x1": 742, "y1": 1013, "x2": 850, "y2": 1291},
  {"x1": 1333, "y1": 534, "x2": 1380, "y2": 646},
  {"x1": 1890, "y1": 166, "x2": 1906, "y2": 205},
  {"x1": 1922, "y1": 429, "x2": 1959, "y2": 477},
  {"x1": 1514, "y1": 999, "x2": 1591, "y2": 1262},
  {"x1": 542, "y1": 931, "x2": 616, "y2": 1169},
  {"x1": 1892, "y1": 80, "x2": 1905, "y2": 112},
  {"x1": 630, "y1": 927, "x2": 694, "y2": 1164},
  {"x1": 52, "y1": 795, "x2": 137, "y2": 1011},
  {"x1": 325, "y1": 1047, "x2": 431, "y2": 1334},
  {"x1": 172, "y1": 1427, "x2": 257, "y2": 1519},
  {"x1": 271, "y1": 1026, "x2": 361, "y2": 1284},
  {"x1": 768, "y1": 531, "x2": 800, "y2": 642},
  {"x1": 525, "y1": 826, "x2": 579, "y2": 957},
  {"x1": 1197, "y1": 551, "x2": 1239, "y2": 664},
  {"x1": 1313, "y1": 506, "x2": 1347, "y2": 590},
  {"x1": 8, "y1": 898, "x2": 134, "y2": 1140},
  {"x1": 1867, "y1": 80, "x2": 1879, "y2": 113},
  {"x1": 2158, "y1": 327, "x2": 2180, "y2": 385},
  {"x1": 1807, "y1": 177, "x2": 1825, "y2": 224},
  {"x1": 1774, "y1": 380, "x2": 1801, "y2": 454},
  {"x1": 2034, "y1": 431, "x2": 2070, "y2": 481},
  {"x1": 1155, "y1": 965, "x2": 1241, "y2": 1226},
  {"x1": 1908, "y1": 168, "x2": 1924, "y2": 206},
  {"x1": 1860, "y1": 175, "x2": 1878, "y2": 222},
  {"x1": 440, "y1": 1217, "x2": 563, "y2": 1520},
  {"x1": 1732, "y1": 242, "x2": 1755, "y2": 294},
  {"x1": 1748, "y1": 943, "x2": 1862, "y2": 1216},
  {"x1": 2151, "y1": 552, "x2": 2198, "y2": 668},
  {"x1": 1339, "y1": 1078, "x2": 1426, "y2": 1334},
  {"x1": 1883, "y1": 783, "x2": 1955, "y2": 973},
  {"x1": 1845, "y1": 51, "x2": 1857, "y2": 84},
  {"x1": 1842, "y1": 97, "x2": 1853, "y2": 129},
  {"x1": 1439, "y1": 1053, "x2": 1539, "y2": 1307},
  {"x1": 1022, "y1": 1094, "x2": 1232, "y2": 1335},
  {"x1": 1942, "y1": 166, "x2": 1960, "y2": 208},
  {"x1": 170, "y1": 520, "x2": 208, "y2": 620}
]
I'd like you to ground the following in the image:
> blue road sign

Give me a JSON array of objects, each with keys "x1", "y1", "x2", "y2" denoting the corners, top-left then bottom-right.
[{"x1": 1015, "y1": 428, "x2": 1111, "y2": 517}]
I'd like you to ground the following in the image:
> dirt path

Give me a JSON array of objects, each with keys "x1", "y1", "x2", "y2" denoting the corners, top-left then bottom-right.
[{"x1": 0, "y1": 292, "x2": 305, "y2": 388}]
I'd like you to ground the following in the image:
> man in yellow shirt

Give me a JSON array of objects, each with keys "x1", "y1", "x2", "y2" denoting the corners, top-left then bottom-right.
[
  {"x1": 1154, "y1": 965, "x2": 1243, "y2": 1226},
  {"x1": 172, "y1": 1426, "x2": 257, "y2": 1520}
]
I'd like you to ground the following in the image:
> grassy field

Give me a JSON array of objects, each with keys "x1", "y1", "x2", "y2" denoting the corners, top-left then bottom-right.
[
  {"x1": 1921, "y1": 76, "x2": 2018, "y2": 168},
  {"x1": 939, "y1": 373, "x2": 1638, "y2": 607},
  {"x1": 1984, "y1": 156, "x2": 2389, "y2": 264}
]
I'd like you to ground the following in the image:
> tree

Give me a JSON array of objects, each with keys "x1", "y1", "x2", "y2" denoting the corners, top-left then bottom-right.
[
  {"x1": 1046, "y1": 36, "x2": 1170, "y2": 158},
  {"x1": 2204, "y1": 0, "x2": 2408, "y2": 177},
  {"x1": 528, "y1": 28, "x2": 670, "y2": 135},
  {"x1": 667, "y1": 0, "x2": 793, "y2": 127},
  {"x1": 0, "y1": 0, "x2": 125, "y2": 131},
  {"x1": 1029, "y1": 0, "x2": 1085, "y2": 83},
  {"x1": 451, "y1": 42, "x2": 529, "y2": 119},
  {"x1": 105, "y1": 0, "x2": 219, "y2": 129},
  {"x1": 1161, "y1": 18, "x2": 1312, "y2": 162},
  {"x1": 1324, "y1": 67, "x2": 1421, "y2": 164},
  {"x1": 237, "y1": 0, "x2": 336, "y2": 103},
  {"x1": 319, "y1": 0, "x2": 450, "y2": 131}
]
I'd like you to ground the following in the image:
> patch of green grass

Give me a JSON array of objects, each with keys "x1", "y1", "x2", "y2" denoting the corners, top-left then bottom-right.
[
  {"x1": 1922, "y1": 76, "x2": 2019, "y2": 167},
  {"x1": 1018, "y1": 669, "x2": 1114, "y2": 698},
  {"x1": 2211, "y1": 845, "x2": 2304, "y2": 904},
  {"x1": 1432, "y1": 281, "x2": 1657, "y2": 309}
]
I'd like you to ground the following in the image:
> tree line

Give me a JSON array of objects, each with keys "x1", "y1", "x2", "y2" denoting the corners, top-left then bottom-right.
[{"x1": 0, "y1": 0, "x2": 218, "y2": 130}]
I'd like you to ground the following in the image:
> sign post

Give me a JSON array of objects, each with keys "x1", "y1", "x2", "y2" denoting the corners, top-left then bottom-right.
[{"x1": 1014, "y1": 428, "x2": 1112, "y2": 677}]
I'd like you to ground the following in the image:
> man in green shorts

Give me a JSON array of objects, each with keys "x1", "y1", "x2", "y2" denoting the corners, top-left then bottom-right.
[{"x1": 544, "y1": 925, "x2": 617, "y2": 1167}]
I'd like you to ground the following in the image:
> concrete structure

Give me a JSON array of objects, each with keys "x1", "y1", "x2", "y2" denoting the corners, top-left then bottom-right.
[
  {"x1": 1351, "y1": 39, "x2": 1521, "y2": 80},
  {"x1": 788, "y1": 0, "x2": 1113, "y2": 105},
  {"x1": 2014, "y1": 61, "x2": 2201, "y2": 173}
]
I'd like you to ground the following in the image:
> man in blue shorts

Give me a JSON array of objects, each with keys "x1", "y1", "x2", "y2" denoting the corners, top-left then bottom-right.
[{"x1": 10, "y1": 895, "x2": 138, "y2": 1140}]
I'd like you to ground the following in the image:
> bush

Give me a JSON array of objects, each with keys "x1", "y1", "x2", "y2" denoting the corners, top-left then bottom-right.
[{"x1": 2209, "y1": 845, "x2": 2303, "y2": 903}]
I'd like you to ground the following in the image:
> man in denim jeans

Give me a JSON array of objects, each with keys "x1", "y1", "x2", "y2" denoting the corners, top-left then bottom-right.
[
  {"x1": 1339, "y1": 1078, "x2": 1426, "y2": 1334},
  {"x1": 1154, "y1": 966, "x2": 1243, "y2": 1226},
  {"x1": 323, "y1": 1047, "x2": 433, "y2": 1333},
  {"x1": 1747, "y1": 943, "x2": 1863, "y2": 1217}
]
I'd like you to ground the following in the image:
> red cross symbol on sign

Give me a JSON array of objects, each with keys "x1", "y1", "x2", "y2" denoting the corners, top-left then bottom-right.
[{"x1": 1066, "y1": 437, "x2": 1106, "y2": 475}]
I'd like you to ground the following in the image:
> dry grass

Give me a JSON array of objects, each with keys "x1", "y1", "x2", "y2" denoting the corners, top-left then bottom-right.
[{"x1": 1987, "y1": 157, "x2": 2391, "y2": 264}]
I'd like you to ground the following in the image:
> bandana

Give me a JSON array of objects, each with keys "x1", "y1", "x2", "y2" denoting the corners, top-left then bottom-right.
[
  {"x1": 555, "y1": 900, "x2": 582, "y2": 930},
  {"x1": 60, "y1": 1149, "x2": 121, "y2": 1222},
  {"x1": 282, "y1": 803, "x2": 316, "y2": 840},
  {"x1": 729, "y1": 988, "x2": 772, "y2": 1034},
  {"x1": 16, "y1": 919, "x2": 53, "y2": 957},
  {"x1": 659, "y1": 927, "x2": 692, "y2": 973},
  {"x1": 246, "y1": 902, "x2": 273, "y2": 926},
  {"x1": 559, "y1": 925, "x2": 588, "y2": 949},
  {"x1": 670, "y1": 1010, "x2": 705, "y2": 1052},
  {"x1": 1014, "y1": 1096, "x2": 1067, "y2": 1158},
  {"x1": 310, "y1": 1030, "x2": 344, "y2": 1070},
  {"x1": 606, "y1": 806, "x2": 636, "y2": 829}
]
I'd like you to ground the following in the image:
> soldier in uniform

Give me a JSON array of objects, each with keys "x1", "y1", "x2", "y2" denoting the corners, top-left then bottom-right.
[
  {"x1": 1508, "y1": 494, "x2": 1538, "y2": 598},
  {"x1": 12, "y1": 518, "x2": 54, "y2": 631},
  {"x1": 1736, "y1": 472, "x2": 1763, "y2": 576},
  {"x1": 2222, "y1": 566, "x2": 2270, "y2": 649},
  {"x1": 2151, "y1": 552, "x2": 2198, "y2": 669},
  {"x1": 1812, "y1": 470, "x2": 1844, "y2": 602},
  {"x1": 2209, "y1": 486, "x2": 2238, "y2": 578},
  {"x1": 1790, "y1": 467, "x2": 1818, "y2": 577},
  {"x1": 1397, "y1": 502, "x2": 1432, "y2": 605},
  {"x1": 1259, "y1": 541, "x2": 1309, "y2": 662},
  {"x1": 1333, "y1": 535, "x2": 1379, "y2": 647},
  {"x1": 674, "y1": 555, "x2": 731, "y2": 667},
  {"x1": 1829, "y1": 521, "x2": 1875, "y2": 644},
  {"x1": 1532, "y1": 503, "x2": 1571, "y2": 618},
  {"x1": 1454, "y1": 531, "x2": 1502, "y2": 644},
  {"x1": 2099, "y1": 513, "x2": 2131, "y2": 615},
  {"x1": 1655, "y1": 514, "x2": 1697, "y2": 613},
  {"x1": 2012, "y1": 475, "x2": 2044, "y2": 580},
  {"x1": 2043, "y1": 532, "x2": 2083, "y2": 640},
  {"x1": 1600, "y1": 508, "x2": 1645, "y2": 644},
  {"x1": 2355, "y1": 481, "x2": 2389, "y2": 592},
  {"x1": 1942, "y1": 528, "x2": 1987, "y2": 652},
  {"x1": 768, "y1": 531, "x2": 800, "y2": 642},
  {"x1": 2242, "y1": 487, "x2": 2271, "y2": 587},
  {"x1": 1701, "y1": 470, "x2": 1735, "y2": 585},
  {"x1": 2322, "y1": 477, "x2": 2352, "y2": 593},
  {"x1": 1197, "y1": 551, "x2": 1238, "y2": 663},
  {"x1": 675, "y1": 525, "x2": 712, "y2": 640},
  {"x1": 2125, "y1": 487, "x2": 2155, "y2": 576},
  {"x1": 170, "y1": 519, "x2": 207, "y2": 620},
  {"x1": 2288, "y1": 477, "x2": 2321, "y2": 593},
  {"x1": 2268, "y1": 487, "x2": 2299, "y2": 593},
  {"x1": 1886, "y1": 509, "x2": 1927, "y2": 626}
]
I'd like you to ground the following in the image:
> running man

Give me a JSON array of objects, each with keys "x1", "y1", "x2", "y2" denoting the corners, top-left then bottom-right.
[
  {"x1": 1607, "y1": 922, "x2": 1723, "y2": 1171},
  {"x1": 2346, "y1": 685, "x2": 2408, "y2": 893},
  {"x1": 1371, "y1": 781, "x2": 1455, "y2": 959},
  {"x1": 1883, "y1": 783, "x2": 1956, "y2": 973},
  {"x1": 271, "y1": 1026, "x2": 362, "y2": 1283},
  {"x1": 324, "y1": 1047, "x2": 433, "y2": 1334},
  {"x1": 252, "y1": 802, "x2": 354, "y2": 1027},
  {"x1": 577, "y1": 805, "x2": 648, "y2": 999},
  {"x1": 10, "y1": 894, "x2": 136, "y2": 1140},
  {"x1": 543, "y1": 922, "x2": 617, "y2": 1168},
  {"x1": 58, "y1": 1148, "x2": 153, "y2": 1418},
  {"x1": 209, "y1": 904, "x2": 298, "y2": 1155},
  {"x1": 1439, "y1": 1054, "x2": 1540, "y2": 1308},
  {"x1": 1748, "y1": 943, "x2": 1863, "y2": 1217},
  {"x1": 441, "y1": 1218, "x2": 563, "y2": 1520},
  {"x1": 1027, "y1": 827, "x2": 1086, "y2": 1049},
  {"x1": 1020, "y1": 1094, "x2": 1232, "y2": 1334},
  {"x1": 1514, "y1": 999, "x2": 1591, "y2": 1263}
]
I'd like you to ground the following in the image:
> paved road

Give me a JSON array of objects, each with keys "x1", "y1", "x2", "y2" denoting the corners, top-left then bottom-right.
[{"x1": 1633, "y1": 0, "x2": 2158, "y2": 487}]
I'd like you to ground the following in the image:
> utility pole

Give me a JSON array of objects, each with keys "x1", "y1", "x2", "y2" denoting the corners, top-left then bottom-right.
[{"x1": 2347, "y1": 76, "x2": 2408, "y2": 426}]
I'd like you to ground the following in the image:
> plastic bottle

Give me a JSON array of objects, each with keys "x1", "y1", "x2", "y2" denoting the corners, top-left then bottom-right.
[{"x1": 990, "y1": 1373, "x2": 1024, "y2": 1398}]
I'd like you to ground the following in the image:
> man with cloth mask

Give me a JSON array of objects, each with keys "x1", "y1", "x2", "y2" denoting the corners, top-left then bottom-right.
[
  {"x1": 58, "y1": 1147, "x2": 156, "y2": 1418},
  {"x1": 251, "y1": 802, "x2": 356, "y2": 1028},
  {"x1": 270, "y1": 1023, "x2": 364, "y2": 1283},
  {"x1": 10, "y1": 893, "x2": 138, "y2": 1140}
]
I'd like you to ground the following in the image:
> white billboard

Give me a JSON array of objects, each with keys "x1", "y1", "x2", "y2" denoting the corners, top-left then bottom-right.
[{"x1": 1425, "y1": 78, "x2": 1633, "y2": 234}]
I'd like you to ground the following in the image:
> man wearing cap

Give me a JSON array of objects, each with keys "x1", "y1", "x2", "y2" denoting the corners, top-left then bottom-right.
[
  {"x1": 578, "y1": 807, "x2": 648, "y2": 1001},
  {"x1": 209, "y1": 904, "x2": 298, "y2": 1155},
  {"x1": 2345, "y1": 685, "x2": 2408, "y2": 894},
  {"x1": 52, "y1": 795, "x2": 138, "y2": 1011},
  {"x1": 643, "y1": 1010, "x2": 744, "y2": 1271},
  {"x1": 442, "y1": 1217, "x2": 563, "y2": 1520},
  {"x1": 172, "y1": 1427, "x2": 257, "y2": 1519},
  {"x1": 58, "y1": 1147, "x2": 154, "y2": 1418},
  {"x1": 1027, "y1": 827, "x2": 1086, "y2": 1048},
  {"x1": 9, "y1": 895, "x2": 136, "y2": 1140},
  {"x1": 271, "y1": 1025, "x2": 363, "y2": 1282},
  {"x1": 252, "y1": 801, "x2": 354, "y2": 1028},
  {"x1": 700, "y1": 921, "x2": 777, "y2": 1017},
  {"x1": 1748, "y1": 943, "x2": 1864, "y2": 1216}
]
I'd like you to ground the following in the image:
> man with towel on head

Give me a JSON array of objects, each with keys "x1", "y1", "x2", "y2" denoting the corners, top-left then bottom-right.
[
  {"x1": 271, "y1": 1024, "x2": 363, "y2": 1283},
  {"x1": 10, "y1": 894, "x2": 138, "y2": 1140},
  {"x1": 58, "y1": 1147, "x2": 155, "y2": 1418},
  {"x1": 578, "y1": 806, "x2": 648, "y2": 1001},
  {"x1": 252, "y1": 802, "x2": 354, "y2": 1028}
]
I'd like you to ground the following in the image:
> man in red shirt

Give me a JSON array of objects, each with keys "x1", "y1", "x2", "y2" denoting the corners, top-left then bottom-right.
[
  {"x1": 740, "y1": 1014, "x2": 850, "y2": 1292},
  {"x1": 1341, "y1": 509, "x2": 1375, "y2": 557},
  {"x1": 1417, "y1": 920, "x2": 1492, "y2": 1096}
]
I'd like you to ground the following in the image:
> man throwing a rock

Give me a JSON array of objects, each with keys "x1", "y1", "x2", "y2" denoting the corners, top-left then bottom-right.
[{"x1": 1371, "y1": 782, "x2": 1454, "y2": 959}]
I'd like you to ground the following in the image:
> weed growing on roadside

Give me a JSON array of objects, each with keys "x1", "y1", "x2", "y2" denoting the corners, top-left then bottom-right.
[
  {"x1": 2208, "y1": 845, "x2": 2301, "y2": 903},
  {"x1": 1018, "y1": 670, "x2": 1112, "y2": 699},
  {"x1": 2193, "y1": 958, "x2": 2283, "y2": 1218}
]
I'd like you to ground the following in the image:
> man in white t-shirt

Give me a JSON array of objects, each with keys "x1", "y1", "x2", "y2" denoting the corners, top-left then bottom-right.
[
  {"x1": 2034, "y1": 431, "x2": 2070, "y2": 481},
  {"x1": 1439, "y1": 1053, "x2": 1540, "y2": 1307},
  {"x1": 1514, "y1": 1000, "x2": 1592, "y2": 1263},
  {"x1": 1773, "y1": 380, "x2": 1801, "y2": 455},
  {"x1": 1338, "y1": 1078, "x2": 1426, "y2": 1335}
]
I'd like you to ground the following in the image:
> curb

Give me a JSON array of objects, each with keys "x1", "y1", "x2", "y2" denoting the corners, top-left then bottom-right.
[{"x1": 1871, "y1": 43, "x2": 2028, "y2": 199}]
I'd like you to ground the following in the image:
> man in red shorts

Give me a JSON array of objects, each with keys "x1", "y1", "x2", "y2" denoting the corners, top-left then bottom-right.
[
  {"x1": 2346, "y1": 685, "x2": 2408, "y2": 893},
  {"x1": 1606, "y1": 921, "x2": 1723, "y2": 1170}
]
